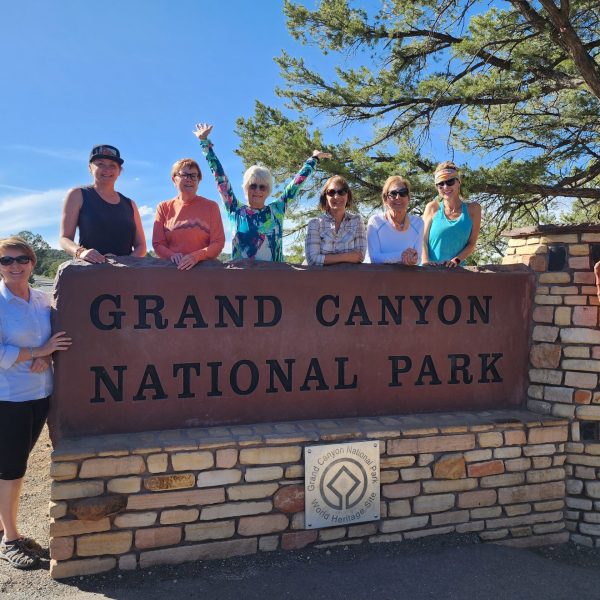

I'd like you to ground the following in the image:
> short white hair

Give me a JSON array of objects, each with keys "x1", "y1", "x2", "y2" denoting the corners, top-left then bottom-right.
[{"x1": 242, "y1": 165, "x2": 273, "y2": 199}]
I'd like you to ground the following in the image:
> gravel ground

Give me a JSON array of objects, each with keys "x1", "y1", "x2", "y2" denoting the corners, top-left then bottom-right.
[{"x1": 3, "y1": 427, "x2": 600, "y2": 600}]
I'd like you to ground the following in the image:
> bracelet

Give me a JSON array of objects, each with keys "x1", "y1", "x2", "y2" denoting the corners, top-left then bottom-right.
[
  {"x1": 453, "y1": 257, "x2": 461, "y2": 265},
  {"x1": 28, "y1": 347, "x2": 34, "y2": 360},
  {"x1": 75, "y1": 246, "x2": 86, "y2": 259}
]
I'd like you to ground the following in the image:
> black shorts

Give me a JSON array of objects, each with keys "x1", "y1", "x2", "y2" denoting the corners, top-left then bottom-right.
[{"x1": 0, "y1": 397, "x2": 49, "y2": 480}]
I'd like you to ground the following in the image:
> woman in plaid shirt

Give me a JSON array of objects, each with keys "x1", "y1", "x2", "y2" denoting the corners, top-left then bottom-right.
[{"x1": 305, "y1": 176, "x2": 367, "y2": 266}]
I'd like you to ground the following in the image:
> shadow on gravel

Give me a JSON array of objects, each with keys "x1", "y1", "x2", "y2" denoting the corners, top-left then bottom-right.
[{"x1": 57, "y1": 535, "x2": 600, "y2": 600}]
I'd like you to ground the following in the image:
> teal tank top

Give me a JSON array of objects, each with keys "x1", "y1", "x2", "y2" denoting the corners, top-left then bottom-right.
[{"x1": 427, "y1": 199, "x2": 473, "y2": 262}]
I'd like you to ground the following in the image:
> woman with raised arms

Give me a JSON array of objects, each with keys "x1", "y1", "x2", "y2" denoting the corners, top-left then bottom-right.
[
  {"x1": 59, "y1": 145, "x2": 146, "y2": 262},
  {"x1": 305, "y1": 175, "x2": 367, "y2": 266},
  {"x1": 368, "y1": 176, "x2": 423, "y2": 265},
  {"x1": 194, "y1": 123, "x2": 330, "y2": 262},
  {"x1": 152, "y1": 158, "x2": 225, "y2": 270},
  {"x1": 422, "y1": 161, "x2": 481, "y2": 267}
]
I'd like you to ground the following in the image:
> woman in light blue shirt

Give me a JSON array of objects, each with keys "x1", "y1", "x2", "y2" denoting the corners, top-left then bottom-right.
[
  {"x1": 0, "y1": 237, "x2": 71, "y2": 570},
  {"x1": 368, "y1": 176, "x2": 423, "y2": 265}
]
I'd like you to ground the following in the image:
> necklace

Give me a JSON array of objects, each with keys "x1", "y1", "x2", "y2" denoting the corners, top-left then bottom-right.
[
  {"x1": 443, "y1": 201, "x2": 462, "y2": 219},
  {"x1": 387, "y1": 211, "x2": 408, "y2": 231}
]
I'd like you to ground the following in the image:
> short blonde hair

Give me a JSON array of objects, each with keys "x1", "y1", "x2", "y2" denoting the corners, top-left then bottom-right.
[
  {"x1": 171, "y1": 158, "x2": 202, "y2": 181},
  {"x1": 0, "y1": 236, "x2": 36, "y2": 265},
  {"x1": 242, "y1": 165, "x2": 273, "y2": 198},
  {"x1": 382, "y1": 176, "x2": 411, "y2": 204}
]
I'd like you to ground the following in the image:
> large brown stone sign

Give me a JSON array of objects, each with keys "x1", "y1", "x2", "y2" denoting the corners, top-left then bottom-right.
[{"x1": 49, "y1": 258, "x2": 534, "y2": 440}]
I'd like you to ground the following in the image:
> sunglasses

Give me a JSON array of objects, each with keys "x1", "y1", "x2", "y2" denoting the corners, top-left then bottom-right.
[
  {"x1": 436, "y1": 178, "x2": 457, "y2": 188},
  {"x1": 249, "y1": 183, "x2": 268, "y2": 191},
  {"x1": 387, "y1": 188, "x2": 409, "y2": 198},
  {"x1": 0, "y1": 255, "x2": 32, "y2": 266},
  {"x1": 326, "y1": 188, "x2": 348, "y2": 197}
]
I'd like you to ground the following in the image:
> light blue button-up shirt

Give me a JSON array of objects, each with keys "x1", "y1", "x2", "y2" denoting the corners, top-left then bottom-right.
[{"x1": 0, "y1": 281, "x2": 52, "y2": 402}]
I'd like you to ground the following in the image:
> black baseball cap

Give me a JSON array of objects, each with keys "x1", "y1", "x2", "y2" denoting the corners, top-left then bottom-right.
[{"x1": 89, "y1": 144, "x2": 124, "y2": 165}]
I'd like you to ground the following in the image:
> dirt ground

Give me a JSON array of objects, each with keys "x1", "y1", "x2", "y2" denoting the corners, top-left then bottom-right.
[{"x1": 3, "y1": 427, "x2": 600, "y2": 600}]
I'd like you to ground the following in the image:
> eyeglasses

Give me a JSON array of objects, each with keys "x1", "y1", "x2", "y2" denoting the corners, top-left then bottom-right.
[
  {"x1": 249, "y1": 183, "x2": 268, "y2": 191},
  {"x1": 326, "y1": 188, "x2": 348, "y2": 197},
  {"x1": 387, "y1": 188, "x2": 409, "y2": 198},
  {"x1": 176, "y1": 172, "x2": 200, "y2": 181},
  {"x1": 436, "y1": 178, "x2": 457, "y2": 188},
  {"x1": 0, "y1": 255, "x2": 32, "y2": 266}
]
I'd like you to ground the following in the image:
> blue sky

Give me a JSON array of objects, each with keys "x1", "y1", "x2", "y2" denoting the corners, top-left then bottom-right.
[{"x1": 0, "y1": 0, "x2": 328, "y2": 251}]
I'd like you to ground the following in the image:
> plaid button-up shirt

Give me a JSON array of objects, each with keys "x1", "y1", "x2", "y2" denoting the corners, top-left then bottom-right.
[{"x1": 305, "y1": 211, "x2": 367, "y2": 266}]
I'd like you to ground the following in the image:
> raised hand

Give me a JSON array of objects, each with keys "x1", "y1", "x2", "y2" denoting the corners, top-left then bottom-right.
[
  {"x1": 193, "y1": 123, "x2": 214, "y2": 140},
  {"x1": 312, "y1": 150, "x2": 332, "y2": 160}
]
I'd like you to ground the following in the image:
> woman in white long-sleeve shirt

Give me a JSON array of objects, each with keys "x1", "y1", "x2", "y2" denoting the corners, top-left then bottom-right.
[{"x1": 367, "y1": 176, "x2": 423, "y2": 265}]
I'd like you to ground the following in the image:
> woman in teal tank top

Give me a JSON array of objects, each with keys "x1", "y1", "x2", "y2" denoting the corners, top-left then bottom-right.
[{"x1": 423, "y1": 161, "x2": 481, "y2": 267}]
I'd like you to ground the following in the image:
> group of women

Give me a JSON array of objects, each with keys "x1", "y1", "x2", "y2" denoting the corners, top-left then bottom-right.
[
  {"x1": 56, "y1": 124, "x2": 481, "y2": 270},
  {"x1": 0, "y1": 124, "x2": 480, "y2": 570}
]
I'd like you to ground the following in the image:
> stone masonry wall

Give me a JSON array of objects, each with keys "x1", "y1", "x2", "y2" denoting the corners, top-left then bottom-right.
[
  {"x1": 49, "y1": 410, "x2": 568, "y2": 579},
  {"x1": 502, "y1": 224, "x2": 600, "y2": 547}
]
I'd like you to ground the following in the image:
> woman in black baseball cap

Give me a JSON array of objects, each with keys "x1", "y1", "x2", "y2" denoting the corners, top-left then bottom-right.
[{"x1": 59, "y1": 144, "x2": 146, "y2": 262}]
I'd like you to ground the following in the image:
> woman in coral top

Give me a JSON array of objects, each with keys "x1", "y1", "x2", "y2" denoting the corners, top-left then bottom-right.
[{"x1": 152, "y1": 158, "x2": 225, "y2": 270}]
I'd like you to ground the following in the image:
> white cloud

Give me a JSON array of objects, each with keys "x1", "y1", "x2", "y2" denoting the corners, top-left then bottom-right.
[
  {"x1": 6, "y1": 144, "x2": 86, "y2": 162},
  {"x1": 137, "y1": 204, "x2": 155, "y2": 218},
  {"x1": 0, "y1": 183, "x2": 43, "y2": 194},
  {"x1": 4, "y1": 145, "x2": 154, "y2": 169},
  {"x1": 0, "y1": 188, "x2": 67, "y2": 237}
]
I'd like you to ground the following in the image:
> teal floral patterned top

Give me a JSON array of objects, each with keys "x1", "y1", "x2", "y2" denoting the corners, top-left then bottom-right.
[{"x1": 199, "y1": 139, "x2": 318, "y2": 262}]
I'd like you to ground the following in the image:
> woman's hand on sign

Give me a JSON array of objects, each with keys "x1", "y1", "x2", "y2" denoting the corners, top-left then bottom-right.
[
  {"x1": 177, "y1": 254, "x2": 198, "y2": 271},
  {"x1": 80, "y1": 248, "x2": 106, "y2": 263},
  {"x1": 170, "y1": 253, "x2": 184, "y2": 266},
  {"x1": 401, "y1": 248, "x2": 418, "y2": 266},
  {"x1": 444, "y1": 257, "x2": 461, "y2": 268},
  {"x1": 36, "y1": 332, "x2": 72, "y2": 357}
]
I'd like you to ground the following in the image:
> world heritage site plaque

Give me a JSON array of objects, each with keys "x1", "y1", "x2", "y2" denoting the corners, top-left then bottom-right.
[{"x1": 304, "y1": 441, "x2": 380, "y2": 529}]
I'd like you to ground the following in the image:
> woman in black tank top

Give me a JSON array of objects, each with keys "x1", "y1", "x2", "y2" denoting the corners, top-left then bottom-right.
[{"x1": 59, "y1": 144, "x2": 146, "y2": 262}]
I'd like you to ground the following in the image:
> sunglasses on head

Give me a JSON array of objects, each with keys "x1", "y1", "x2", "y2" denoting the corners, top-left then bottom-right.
[
  {"x1": 0, "y1": 255, "x2": 32, "y2": 266},
  {"x1": 436, "y1": 178, "x2": 457, "y2": 188},
  {"x1": 387, "y1": 188, "x2": 409, "y2": 198},
  {"x1": 249, "y1": 183, "x2": 268, "y2": 191},
  {"x1": 326, "y1": 188, "x2": 348, "y2": 197}
]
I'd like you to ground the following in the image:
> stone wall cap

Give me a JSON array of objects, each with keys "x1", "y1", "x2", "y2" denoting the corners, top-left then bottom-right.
[
  {"x1": 502, "y1": 223, "x2": 600, "y2": 238},
  {"x1": 51, "y1": 409, "x2": 565, "y2": 460},
  {"x1": 57, "y1": 256, "x2": 536, "y2": 275}
]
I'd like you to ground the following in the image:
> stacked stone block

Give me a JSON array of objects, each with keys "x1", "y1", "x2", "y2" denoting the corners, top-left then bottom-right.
[
  {"x1": 502, "y1": 224, "x2": 600, "y2": 546},
  {"x1": 49, "y1": 411, "x2": 568, "y2": 578}
]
